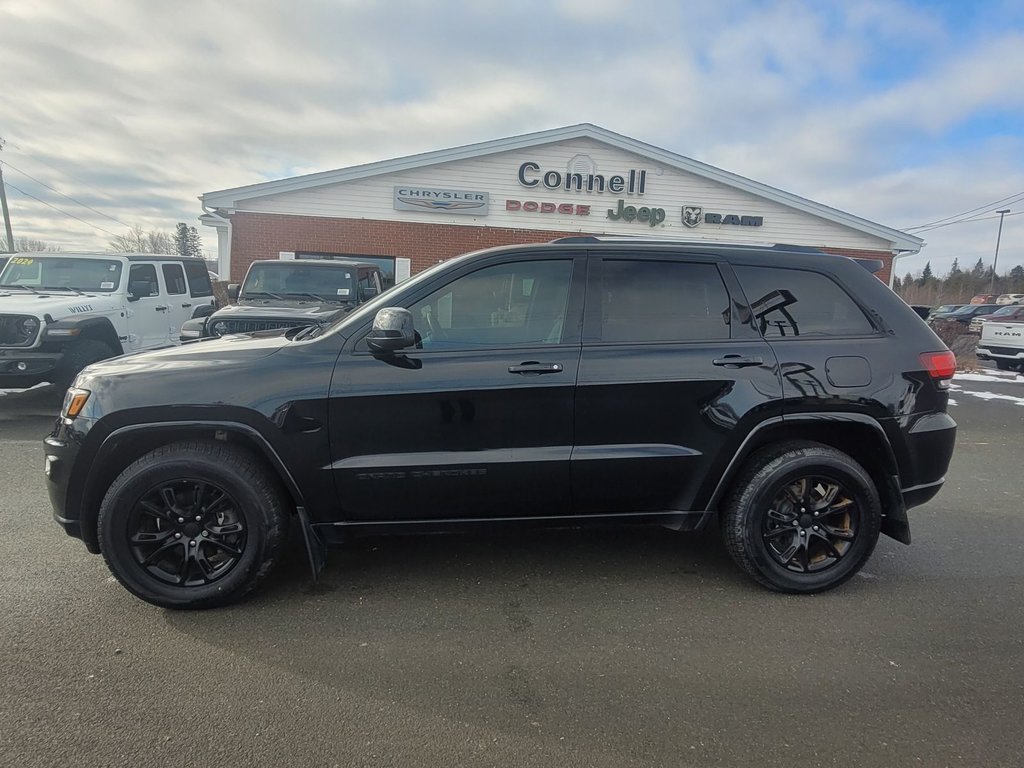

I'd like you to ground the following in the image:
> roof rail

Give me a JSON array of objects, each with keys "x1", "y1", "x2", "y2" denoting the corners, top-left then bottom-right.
[{"x1": 550, "y1": 236, "x2": 826, "y2": 251}]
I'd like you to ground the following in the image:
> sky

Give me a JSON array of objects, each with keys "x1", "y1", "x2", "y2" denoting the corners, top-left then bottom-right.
[{"x1": 0, "y1": 0, "x2": 1022, "y2": 277}]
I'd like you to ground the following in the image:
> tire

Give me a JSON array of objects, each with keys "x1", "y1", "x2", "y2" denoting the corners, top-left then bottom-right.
[
  {"x1": 56, "y1": 338, "x2": 116, "y2": 387},
  {"x1": 995, "y1": 359, "x2": 1013, "y2": 371},
  {"x1": 97, "y1": 441, "x2": 289, "y2": 609},
  {"x1": 721, "y1": 441, "x2": 882, "y2": 593}
]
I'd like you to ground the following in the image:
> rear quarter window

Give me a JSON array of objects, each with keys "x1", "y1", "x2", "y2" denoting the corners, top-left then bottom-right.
[
  {"x1": 183, "y1": 261, "x2": 214, "y2": 297},
  {"x1": 734, "y1": 265, "x2": 875, "y2": 338}
]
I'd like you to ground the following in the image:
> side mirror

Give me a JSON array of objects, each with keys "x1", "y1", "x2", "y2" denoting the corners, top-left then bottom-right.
[
  {"x1": 179, "y1": 318, "x2": 206, "y2": 341},
  {"x1": 227, "y1": 284, "x2": 240, "y2": 300},
  {"x1": 366, "y1": 307, "x2": 416, "y2": 352},
  {"x1": 127, "y1": 281, "x2": 151, "y2": 301}
]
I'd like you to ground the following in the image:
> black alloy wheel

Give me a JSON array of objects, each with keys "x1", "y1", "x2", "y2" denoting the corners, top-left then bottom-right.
[
  {"x1": 98, "y1": 441, "x2": 288, "y2": 609},
  {"x1": 761, "y1": 476, "x2": 859, "y2": 574},
  {"x1": 127, "y1": 479, "x2": 247, "y2": 587},
  {"x1": 721, "y1": 442, "x2": 881, "y2": 593}
]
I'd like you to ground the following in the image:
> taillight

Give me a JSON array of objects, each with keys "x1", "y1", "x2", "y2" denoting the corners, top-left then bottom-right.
[{"x1": 920, "y1": 350, "x2": 956, "y2": 381}]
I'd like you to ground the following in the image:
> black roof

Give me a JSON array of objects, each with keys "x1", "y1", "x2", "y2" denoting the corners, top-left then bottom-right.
[{"x1": 246, "y1": 259, "x2": 378, "y2": 269}]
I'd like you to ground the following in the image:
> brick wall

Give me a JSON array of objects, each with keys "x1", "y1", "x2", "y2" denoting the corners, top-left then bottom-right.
[
  {"x1": 227, "y1": 211, "x2": 895, "y2": 285},
  {"x1": 821, "y1": 246, "x2": 894, "y2": 285},
  {"x1": 227, "y1": 212, "x2": 583, "y2": 282}
]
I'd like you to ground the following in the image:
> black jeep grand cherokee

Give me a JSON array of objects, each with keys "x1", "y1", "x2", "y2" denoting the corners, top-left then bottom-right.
[{"x1": 44, "y1": 239, "x2": 957, "y2": 608}]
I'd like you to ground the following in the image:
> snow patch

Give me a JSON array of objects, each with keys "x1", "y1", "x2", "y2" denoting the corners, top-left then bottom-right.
[
  {"x1": 0, "y1": 382, "x2": 52, "y2": 397},
  {"x1": 955, "y1": 389, "x2": 1024, "y2": 407},
  {"x1": 955, "y1": 372, "x2": 1024, "y2": 384}
]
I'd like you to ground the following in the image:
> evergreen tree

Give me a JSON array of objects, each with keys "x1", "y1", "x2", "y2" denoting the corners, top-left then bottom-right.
[
  {"x1": 947, "y1": 258, "x2": 961, "y2": 277},
  {"x1": 918, "y1": 262, "x2": 933, "y2": 286},
  {"x1": 971, "y1": 258, "x2": 986, "y2": 278},
  {"x1": 187, "y1": 226, "x2": 203, "y2": 259},
  {"x1": 1010, "y1": 265, "x2": 1024, "y2": 286},
  {"x1": 173, "y1": 223, "x2": 203, "y2": 259}
]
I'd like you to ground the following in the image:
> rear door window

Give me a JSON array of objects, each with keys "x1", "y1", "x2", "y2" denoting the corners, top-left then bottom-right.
[
  {"x1": 596, "y1": 259, "x2": 731, "y2": 343},
  {"x1": 161, "y1": 263, "x2": 187, "y2": 295},
  {"x1": 734, "y1": 266, "x2": 874, "y2": 338}
]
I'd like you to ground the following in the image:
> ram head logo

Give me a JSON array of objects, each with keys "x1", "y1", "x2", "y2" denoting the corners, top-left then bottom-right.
[{"x1": 682, "y1": 206, "x2": 703, "y2": 228}]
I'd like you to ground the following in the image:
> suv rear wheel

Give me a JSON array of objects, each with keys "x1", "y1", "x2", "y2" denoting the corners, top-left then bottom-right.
[
  {"x1": 722, "y1": 442, "x2": 881, "y2": 593},
  {"x1": 97, "y1": 441, "x2": 288, "y2": 609}
]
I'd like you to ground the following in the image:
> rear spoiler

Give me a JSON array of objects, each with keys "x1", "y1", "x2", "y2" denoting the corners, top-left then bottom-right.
[{"x1": 851, "y1": 258, "x2": 885, "y2": 274}]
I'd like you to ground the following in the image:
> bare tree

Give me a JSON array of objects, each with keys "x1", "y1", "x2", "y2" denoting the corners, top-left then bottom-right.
[
  {"x1": 9, "y1": 236, "x2": 61, "y2": 252},
  {"x1": 108, "y1": 224, "x2": 175, "y2": 254}
]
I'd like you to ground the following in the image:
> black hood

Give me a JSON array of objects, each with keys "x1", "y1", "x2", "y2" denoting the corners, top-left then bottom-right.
[{"x1": 213, "y1": 299, "x2": 353, "y2": 323}]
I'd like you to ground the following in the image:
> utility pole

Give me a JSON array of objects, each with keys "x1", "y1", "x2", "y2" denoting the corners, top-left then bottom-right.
[
  {"x1": 991, "y1": 208, "x2": 1011, "y2": 294},
  {"x1": 0, "y1": 138, "x2": 15, "y2": 253}
]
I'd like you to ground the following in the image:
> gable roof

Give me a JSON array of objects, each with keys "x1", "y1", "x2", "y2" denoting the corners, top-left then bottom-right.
[{"x1": 200, "y1": 123, "x2": 923, "y2": 252}]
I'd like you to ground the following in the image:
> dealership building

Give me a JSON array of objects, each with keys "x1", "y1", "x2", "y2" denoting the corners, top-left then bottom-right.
[{"x1": 199, "y1": 124, "x2": 922, "y2": 287}]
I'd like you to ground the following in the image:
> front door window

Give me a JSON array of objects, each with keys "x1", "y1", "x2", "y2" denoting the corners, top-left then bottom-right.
[{"x1": 408, "y1": 260, "x2": 573, "y2": 350}]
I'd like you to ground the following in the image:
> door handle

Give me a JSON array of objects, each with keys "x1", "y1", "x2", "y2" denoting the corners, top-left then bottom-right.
[
  {"x1": 508, "y1": 362, "x2": 563, "y2": 375},
  {"x1": 181, "y1": 303, "x2": 192, "y2": 308},
  {"x1": 154, "y1": 305, "x2": 168, "y2": 312},
  {"x1": 712, "y1": 355, "x2": 763, "y2": 368}
]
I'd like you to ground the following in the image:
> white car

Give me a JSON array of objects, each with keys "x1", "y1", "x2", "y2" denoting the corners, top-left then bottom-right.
[
  {"x1": 0, "y1": 252, "x2": 215, "y2": 388},
  {"x1": 996, "y1": 293, "x2": 1024, "y2": 305}
]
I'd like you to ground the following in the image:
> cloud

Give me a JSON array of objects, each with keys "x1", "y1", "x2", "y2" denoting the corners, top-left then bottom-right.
[{"x1": 0, "y1": 0, "x2": 1021, "y2": 274}]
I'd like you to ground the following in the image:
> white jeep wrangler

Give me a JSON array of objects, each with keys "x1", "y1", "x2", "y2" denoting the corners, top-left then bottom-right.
[{"x1": 0, "y1": 253, "x2": 216, "y2": 388}]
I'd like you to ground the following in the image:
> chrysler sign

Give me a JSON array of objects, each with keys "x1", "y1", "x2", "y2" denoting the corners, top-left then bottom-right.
[{"x1": 394, "y1": 186, "x2": 489, "y2": 215}]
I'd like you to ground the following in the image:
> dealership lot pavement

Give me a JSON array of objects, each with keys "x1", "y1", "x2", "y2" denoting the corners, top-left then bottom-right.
[{"x1": 1, "y1": 374, "x2": 1023, "y2": 768}]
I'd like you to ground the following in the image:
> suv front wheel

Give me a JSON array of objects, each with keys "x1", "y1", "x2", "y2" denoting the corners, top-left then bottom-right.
[
  {"x1": 97, "y1": 441, "x2": 289, "y2": 609},
  {"x1": 722, "y1": 442, "x2": 882, "y2": 593}
]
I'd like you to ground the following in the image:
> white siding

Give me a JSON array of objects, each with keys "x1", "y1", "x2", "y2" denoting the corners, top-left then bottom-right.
[{"x1": 237, "y1": 138, "x2": 891, "y2": 251}]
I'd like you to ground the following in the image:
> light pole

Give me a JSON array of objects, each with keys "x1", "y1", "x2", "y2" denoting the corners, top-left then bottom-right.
[{"x1": 991, "y1": 209, "x2": 1010, "y2": 294}]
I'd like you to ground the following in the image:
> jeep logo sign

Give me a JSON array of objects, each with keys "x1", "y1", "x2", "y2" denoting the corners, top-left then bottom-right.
[{"x1": 607, "y1": 199, "x2": 666, "y2": 227}]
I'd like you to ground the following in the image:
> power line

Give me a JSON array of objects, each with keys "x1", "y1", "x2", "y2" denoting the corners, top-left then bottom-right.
[
  {"x1": 4, "y1": 181, "x2": 121, "y2": 239},
  {"x1": 911, "y1": 209, "x2": 1024, "y2": 235},
  {"x1": 904, "y1": 190, "x2": 1024, "y2": 231},
  {"x1": 0, "y1": 158, "x2": 131, "y2": 228}
]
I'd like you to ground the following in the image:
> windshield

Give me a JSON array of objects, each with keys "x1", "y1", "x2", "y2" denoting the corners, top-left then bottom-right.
[
  {"x1": 316, "y1": 250, "x2": 481, "y2": 339},
  {"x1": 242, "y1": 263, "x2": 358, "y2": 300},
  {"x1": 993, "y1": 306, "x2": 1018, "y2": 316},
  {"x1": 0, "y1": 255, "x2": 123, "y2": 292}
]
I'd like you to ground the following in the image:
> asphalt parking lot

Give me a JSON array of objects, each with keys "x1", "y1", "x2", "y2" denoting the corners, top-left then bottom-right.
[{"x1": 2, "y1": 372, "x2": 1023, "y2": 768}]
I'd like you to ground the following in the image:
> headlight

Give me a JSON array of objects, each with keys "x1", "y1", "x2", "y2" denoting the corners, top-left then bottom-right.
[
  {"x1": 60, "y1": 388, "x2": 91, "y2": 420},
  {"x1": 0, "y1": 314, "x2": 42, "y2": 346},
  {"x1": 209, "y1": 321, "x2": 226, "y2": 337},
  {"x1": 19, "y1": 316, "x2": 40, "y2": 336}
]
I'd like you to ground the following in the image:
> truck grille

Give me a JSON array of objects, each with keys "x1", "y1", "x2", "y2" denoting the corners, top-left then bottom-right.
[
  {"x1": 209, "y1": 318, "x2": 310, "y2": 336},
  {"x1": 0, "y1": 314, "x2": 41, "y2": 347}
]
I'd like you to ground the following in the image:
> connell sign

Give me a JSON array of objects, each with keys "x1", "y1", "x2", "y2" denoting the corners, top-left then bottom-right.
[{"x1": 517, "y1": 162, "x2": 647, "y2": 195}]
